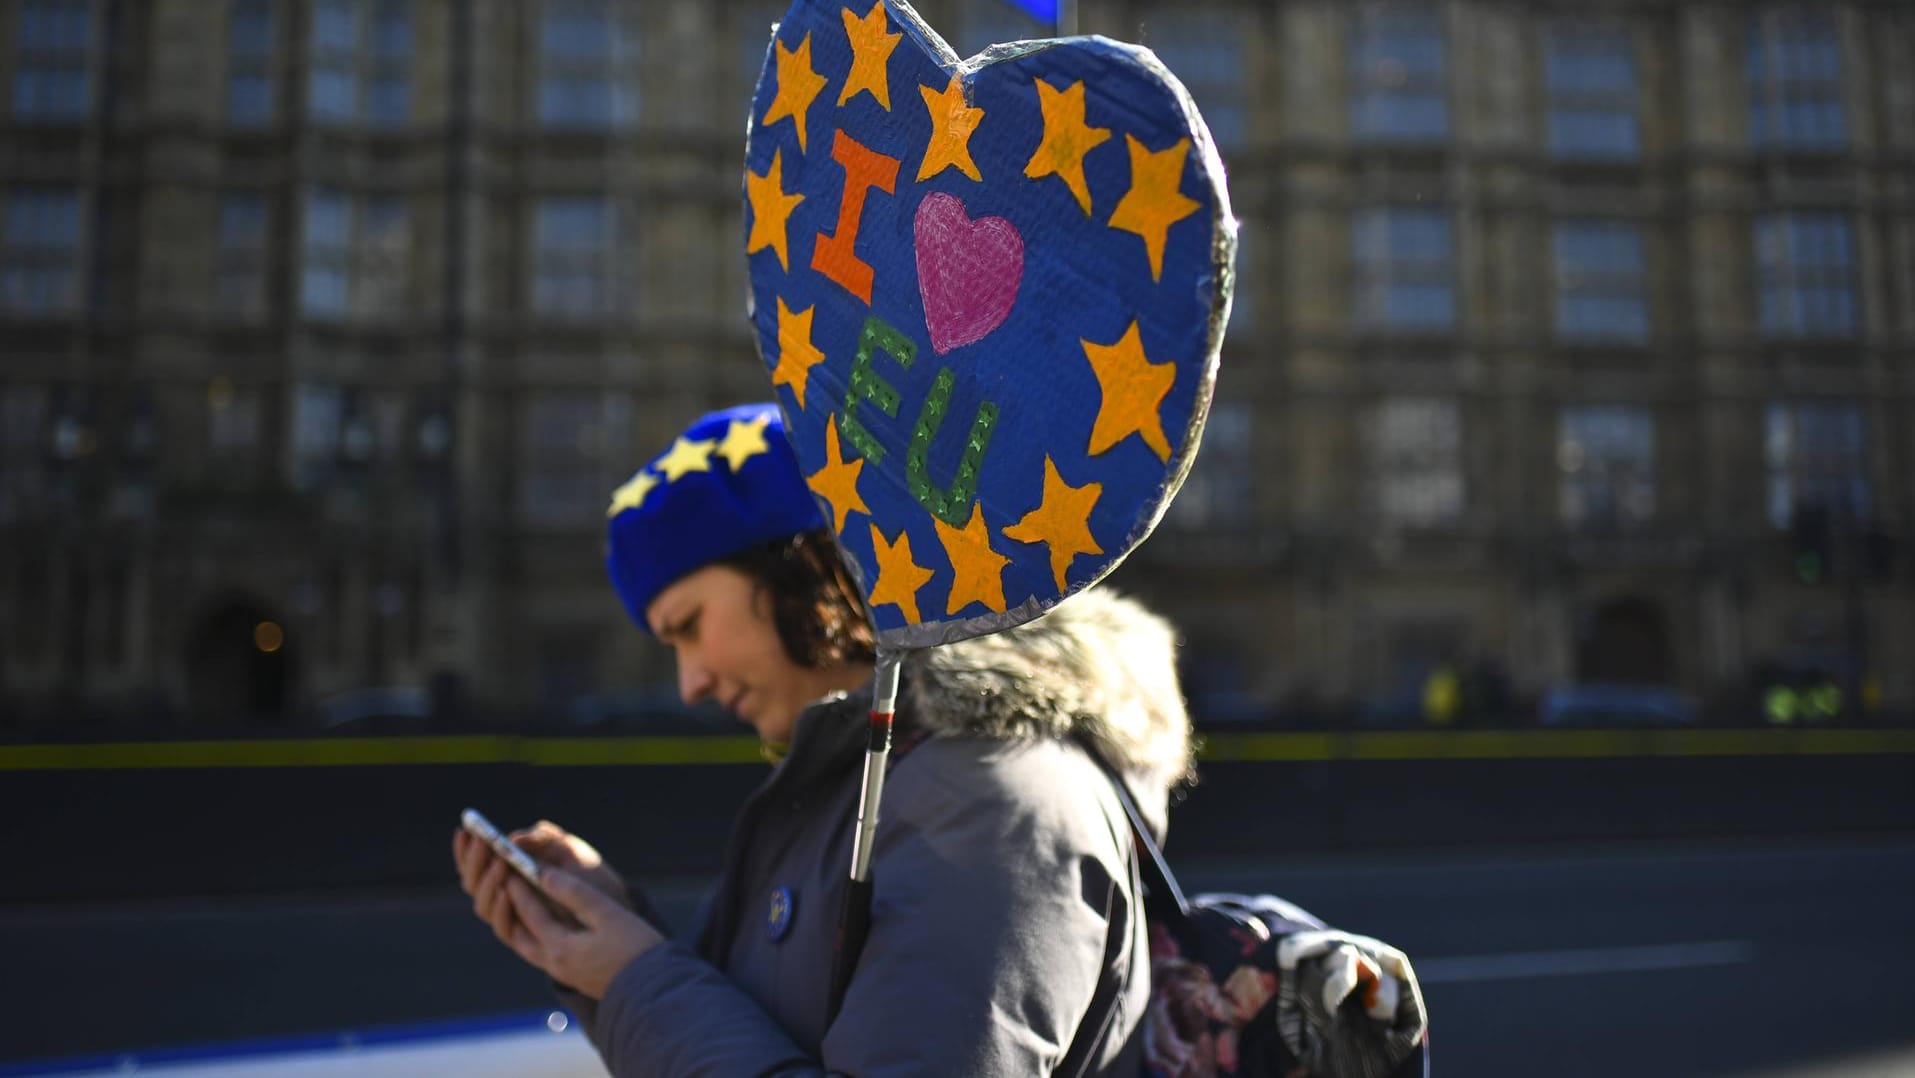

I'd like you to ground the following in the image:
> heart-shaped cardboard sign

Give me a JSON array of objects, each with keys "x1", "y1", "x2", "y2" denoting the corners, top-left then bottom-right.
[{"x1": 744, "y1": 0, "x2": 1234, "y2": 650}]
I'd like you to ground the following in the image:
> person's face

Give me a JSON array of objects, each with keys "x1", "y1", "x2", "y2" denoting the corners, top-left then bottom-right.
[{"x1": 645, "y1": 564, "x2": 845, "y2": 745}]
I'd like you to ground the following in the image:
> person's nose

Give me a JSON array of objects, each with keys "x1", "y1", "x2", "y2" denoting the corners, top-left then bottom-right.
[{"x1": 677, "y1": 650, "x2": 716, "y2": 706}]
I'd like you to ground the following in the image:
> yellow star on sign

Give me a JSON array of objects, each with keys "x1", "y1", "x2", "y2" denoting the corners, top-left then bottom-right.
[
  {"x1": 1108, "y1": 135, "x2": 1201, "y2": 282},
  {"x1": 763, "y1": 31, "x2": 828, "y2": 154},
  {"x1": 1023, "y1": 78, "x2": 1110, "y2": 216},
  {"x1": 837, "y1": 1, "x2": 899, "y2": 111},
  {"x1": 655, "y1": 435, "x2": 717, "y2": 481},
  {"x1": 746, "y1": 149, "x2": 806, "y2": 271},
  {"x1": 772, "y1": 297, "x2": 826, "y2": 410},
  {"x1": 916, "y1": 76, "x2": 985, "y2": 182},
  {"x1": 1082, "y1": 319, "x2": 1176, "y2": 462},
  {"x1": 806, "y1": 416, "x2": 869, "y2": 534},
  {"x1": 868, "y1": 522, "x2": 935, "y2": 624},
  {"x1": 715, "y1": 414, "x2": 772, "y2": 471},
  {"x1": 606, "y1": 469, "x2": 658, "y2": 518},
  {"x1": 1002, "y1": 456, "x2": 1104, "y2": 592},
  {"x1": 933, "y1": 502, "x2": 1011, "y2": 615}
]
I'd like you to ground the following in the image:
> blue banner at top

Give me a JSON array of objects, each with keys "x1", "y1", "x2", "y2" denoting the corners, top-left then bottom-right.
[{"x1": 1002, "y1": 0, "x2": 1059, "y2": 26}]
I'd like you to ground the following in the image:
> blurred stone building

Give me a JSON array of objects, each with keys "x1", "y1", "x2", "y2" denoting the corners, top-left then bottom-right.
[{"x1": 0, "y1": 0, "x2": 1909, "y2": 727}]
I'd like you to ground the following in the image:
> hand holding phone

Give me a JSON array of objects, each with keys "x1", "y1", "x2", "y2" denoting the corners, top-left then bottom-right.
[
  {"x1": 460, "y1": 808, "x2": 583, "y2": 928},
  {"x1": 454, "y1": 810, "x2": 664, "y2": 998}
]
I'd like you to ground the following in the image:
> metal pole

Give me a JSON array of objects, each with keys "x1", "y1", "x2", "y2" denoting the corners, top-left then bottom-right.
[
  {"x1": 829, "y1": 651, "x2": 903, "y2": 1023},
  {"x1": 850, "y1": 653, "x2": 902, "y2": 882}
]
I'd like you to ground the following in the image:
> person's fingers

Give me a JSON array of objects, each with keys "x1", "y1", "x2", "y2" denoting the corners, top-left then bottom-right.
[
  {"x1": 499, "y1": 880, "x2": 554, "y2": 969},
  {"x1": 464, "y1": 842, "x2": 498, "y2": 901},
  {"x1": 482, "y1": 861, "x2": 523, "y2": 944},
  {"x1": 534, "y1": 821, "x2": 607, "y2": 869},
  {"x1": 510, "y1": 828, "x2": 573, "y2": 866},
  {"x1": 1319, "y1": 943, "x2": 1364, "y2": 1015},
  {"x1": 487, "y1": 885, "x2": 522, "y2": 945},
  {"x1": 1365, "y1": 970, "x2": 1401, "y2": 1022},
  {"x1": 456, "y1": 833, "x2": 495, "y2": 896},
  {"x1": 508, "y1": 877, "x2": 567, "y2": 942},
  {"x1": 474, "y1": 856, "x2": 511, "y2": 928},
  {"x1": 471, "y1": 855, "x2": 498, "y2": 918},
  {"x1": 531, "y1": 822, "x2": 594, "y2": 863},
  {"x1": 538, "y1": 867, "x2": 618, "y2": 929}
]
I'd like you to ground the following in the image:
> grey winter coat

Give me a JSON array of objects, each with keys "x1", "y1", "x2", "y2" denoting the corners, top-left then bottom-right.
[{"x1": 562, "y1": 590, "x2": 1193, "y2": 1077}]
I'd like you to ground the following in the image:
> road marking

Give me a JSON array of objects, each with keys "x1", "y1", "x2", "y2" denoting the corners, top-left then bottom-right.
[
  {"x1": 1416, "y1": 940, "x2": 1755, "y2": 984},
  {"x1": 0, "y1": 1012, "x2": 601, "y2": 1078}
]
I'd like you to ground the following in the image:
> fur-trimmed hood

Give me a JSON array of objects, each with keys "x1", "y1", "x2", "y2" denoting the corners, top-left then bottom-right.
[{"x1": 902, "y1": 589, "x2": 1194, "y2": 795}]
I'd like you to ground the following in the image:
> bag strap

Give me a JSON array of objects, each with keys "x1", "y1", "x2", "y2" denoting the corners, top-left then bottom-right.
[
  {"x1": 1054, "y1": 734, "x2": 1187, "y2": 1077},
  {"x1": 1073, "y1": 735, "x2": 1190, "y2": 924},
  {"x1": 1053, "y1": 867, "x2": 1130, "y2": 1078}
]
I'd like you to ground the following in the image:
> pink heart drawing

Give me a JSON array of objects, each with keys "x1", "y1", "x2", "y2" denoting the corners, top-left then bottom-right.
[{"x1": 913, "y1": 192, "x2": 1024, "y2": 356}]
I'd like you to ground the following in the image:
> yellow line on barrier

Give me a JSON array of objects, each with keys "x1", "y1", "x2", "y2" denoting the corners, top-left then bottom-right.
[
  {"x1": 0, "y1": 729, "x2": 1910, "y2": 771},
  {"x1": 0, "y1": 735, "x2": 765, "y2": 770},
  {"x1": 1195, "y1": 733, "x2": 1339, "y2": 763},
  {"x1": 1343, "y1": 730, "x2": 1639, "y2": 761},
  {"x1": 522, "y1": 737, "x2": 766, "y2": 767},
  {"x1": 0, "y1": 737, "x2": 511, "y2": 770},
  {"x1": 1198, "y1": 728, "x2": 1915, "y2": 762}
]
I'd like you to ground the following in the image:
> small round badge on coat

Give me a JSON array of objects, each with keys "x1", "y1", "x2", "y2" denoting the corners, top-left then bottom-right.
[{"x1": 767, "y1": 886, "x2": 796, "y2": 943}]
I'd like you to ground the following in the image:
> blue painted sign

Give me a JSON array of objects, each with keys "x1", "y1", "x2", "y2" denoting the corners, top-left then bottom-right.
[{"x1": 744, "y1": 0, "x2": 1234, "y2": 649}]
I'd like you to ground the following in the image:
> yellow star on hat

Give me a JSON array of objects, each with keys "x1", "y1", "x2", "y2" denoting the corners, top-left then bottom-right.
[
  {"x1": 655, "y1": 435, "x2": 717, "y2": 481},
  {"x1": 715, "y1": 414, "x2": 772, "y2": 471},
  {"x1": 606, "y1": 469, "x2": 658, "y2": 518}
]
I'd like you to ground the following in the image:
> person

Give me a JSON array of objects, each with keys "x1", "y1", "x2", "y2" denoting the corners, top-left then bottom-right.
[{"x1": 453, "y1": 402, "x2": 1194, "y2": 1076}]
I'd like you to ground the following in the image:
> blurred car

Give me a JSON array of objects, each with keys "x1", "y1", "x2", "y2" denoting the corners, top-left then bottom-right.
[
  {"x1": 562, "y1": 687, "x2": 733, "y2": 732},
  {"x1": 311, "y1": 685, "x2": 433, "y2": 733},
  {"x1": 1539, "y1": 683, "x2": 1697, "y2": 727}
]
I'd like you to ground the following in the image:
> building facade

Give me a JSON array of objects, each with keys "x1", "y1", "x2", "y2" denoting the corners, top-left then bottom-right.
[{"x1": 0, "y1": 0, "x2": 1910, "y2": 728}]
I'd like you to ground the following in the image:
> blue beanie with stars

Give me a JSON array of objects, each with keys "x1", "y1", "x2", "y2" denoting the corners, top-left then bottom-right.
[{"x1": 605, "y1": 402, "x2": 826, "y2": 633}]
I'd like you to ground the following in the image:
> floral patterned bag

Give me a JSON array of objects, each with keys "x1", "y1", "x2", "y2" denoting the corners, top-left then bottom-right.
[
  {"x1": 1142, "y1": 892, "x2": 1428, "y2": 1078},
  {"x1": 1086, "y1": 748, "x2": 1431, "y2": 1078}
]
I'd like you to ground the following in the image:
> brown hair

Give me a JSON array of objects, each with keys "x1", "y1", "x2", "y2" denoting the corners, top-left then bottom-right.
[{"x1": 718, "y1": 528, "x2": 876, "y2": 669}]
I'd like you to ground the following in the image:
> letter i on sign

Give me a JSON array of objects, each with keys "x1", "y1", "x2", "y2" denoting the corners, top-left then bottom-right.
[{"x1": 812, "y1": 131, "x2": 901, "y2": 305}]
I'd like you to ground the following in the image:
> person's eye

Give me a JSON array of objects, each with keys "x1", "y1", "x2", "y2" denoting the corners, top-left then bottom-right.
[{"x1": 675, "y1": 610, "x2": 701, "y2": 641}]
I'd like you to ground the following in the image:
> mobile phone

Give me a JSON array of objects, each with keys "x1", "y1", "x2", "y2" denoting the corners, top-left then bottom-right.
[
  {"x1": 460, "y1": 807, "x2": 547, "y2": 890},
  {"x1": 460, "y1": 807, "x2": 587, "y2": 931}
]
